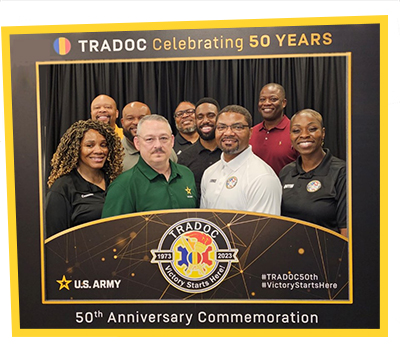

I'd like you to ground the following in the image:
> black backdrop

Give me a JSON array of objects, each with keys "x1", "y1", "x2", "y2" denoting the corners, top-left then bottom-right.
[{"x1": 39, "y1": 56, "x2": 347, "y2": 183}]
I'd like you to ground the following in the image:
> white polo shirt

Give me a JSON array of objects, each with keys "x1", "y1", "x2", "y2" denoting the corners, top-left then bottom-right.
[{"x1": 200, "y1": 145, "x2": 282, "y2": 216}]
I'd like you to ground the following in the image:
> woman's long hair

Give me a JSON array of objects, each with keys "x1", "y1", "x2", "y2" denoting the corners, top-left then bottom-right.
[{"x1": 47, "y1": 119, "x2": 123, "y2": 187}]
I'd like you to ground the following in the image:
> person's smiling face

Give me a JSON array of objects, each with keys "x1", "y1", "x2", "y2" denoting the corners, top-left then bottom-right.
[
  {"x1": 78, "y1": 129, "x2": 109, "y2": 171},
  {"x1": 90, "y1": 95, "x2": 119, "y2": 127},
  {"x1": 290, "y1": 111, "x2": 325, "y2": 156},
  {"x1": 174, "y1": 102, "x2": 196, "y2": 134},
  {"x1": 121, "y1": 102, "x2": 151, "y2": 142},
  {"x1": 258, "y1": 85, "x2": 287, "y2": 124},
  {"x1": 215, "y1": 111, "x2": 251, "y2": 162},
  {"x1": 195, "y1": 103, "x2": 218, "y2": 141}
]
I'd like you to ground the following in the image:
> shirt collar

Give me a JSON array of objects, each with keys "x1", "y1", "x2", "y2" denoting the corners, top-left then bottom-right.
[
  {"x1": 259, "y1": 115, "x2": 289, "y2": 131},
  {"x1": 192, "y1": 139, "x2": 220, "y2": 154},
  {"x1": 72, "y1": 168, "x2": 109, "y2": 191},
  {"x1": 293, "y1": 149, "x2": 332, "y2": 177},
  {"x1": 221, "y1": 145, "x2": 253, "y2": 171},
  {"x1": 136, "y1": 156, "x2": 180, "y2": 181},
  {"x1": 122, "y1": 136, "x2": 139, "y2": 155},
  {"x1": 175, "y1": 132, "x2": 192, "y2": 145}
]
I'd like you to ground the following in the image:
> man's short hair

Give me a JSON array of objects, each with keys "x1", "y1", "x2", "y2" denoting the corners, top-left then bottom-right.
[
  {"x1": 195, "y1": 97, "x2": 220, "y2": 111},
  {"x1": 261, "y1": 83, "x2": 286, "y2": 99},
  {"x1": 217, "y1": 105, "x2": 253, "y2": 128},
  {"x1": 137, "y1": 114, "x2": 173, "y2": 136}
]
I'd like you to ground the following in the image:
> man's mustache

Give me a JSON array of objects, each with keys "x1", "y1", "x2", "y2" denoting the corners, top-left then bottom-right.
[
  {"x1": 199, "y1": 123, "x2": 213, "y2": 129},
  {"x1": 221, "y1": 136, "x2": 237, "y2": 141},
  {"x1": 152, "y1": 148, "x2": 166, "y2": 154}
]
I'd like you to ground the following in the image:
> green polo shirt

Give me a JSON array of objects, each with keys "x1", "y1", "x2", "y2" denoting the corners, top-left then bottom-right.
[{"x1": 101, "y1": 156, "x2": 198, "y2": 218}]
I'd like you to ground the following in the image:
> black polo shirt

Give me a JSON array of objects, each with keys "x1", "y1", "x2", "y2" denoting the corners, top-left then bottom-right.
[
  {"x1": 45, "y1": 169, "x2": 109, "y2": 238},
  {"x1": 278, "y1": 149, "x2": 346, "y2": 232},
  {"x1": 173, "y1": 132, "x2": 193, "y2": 156},
  {"x1": 178, "y1": 139, "x2": 222, "y2": 197}
]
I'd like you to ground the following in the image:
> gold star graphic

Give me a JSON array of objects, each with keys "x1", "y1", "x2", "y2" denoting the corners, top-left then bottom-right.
[
  {"x1": 185, "y1": 186, "x2": 191, "y2": 195},
  {"x1": 56, "y1": 275, "x2": 72, "y2": 291}
]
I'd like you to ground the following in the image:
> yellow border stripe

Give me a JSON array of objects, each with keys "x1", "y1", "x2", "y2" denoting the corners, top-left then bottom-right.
[
  {"x1": 2, "y1": 26, "x2": 20, "y2": 339},
  {"x1": 379, "y1": 15, "x2": 389, "y2": 337}
]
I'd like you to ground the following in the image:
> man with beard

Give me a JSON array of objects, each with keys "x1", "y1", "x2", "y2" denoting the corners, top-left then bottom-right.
[
  {"x1": 200, "y1": 105, "x2": 281, "y2": 215},
  {"x1": 120, "y1": 101, "x2": 177, "y2": 171},
  {"x1": 102, "y1": 114, "x2": 198, "y2": 218},
  {"x1": 90, "y1": 94, "x2": 123, "y2": 138},
  {"x1": 173, "y1": 101, "x2": 199, "y2": 156},
  {"x1": 249, "y1": 83, "x2": 298, "y2": 175},
  {"x1": 178, "y1": 97, "x2": 222, "y2": 198}
]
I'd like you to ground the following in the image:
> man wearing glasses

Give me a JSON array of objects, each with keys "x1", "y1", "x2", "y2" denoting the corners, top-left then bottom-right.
[
  {"x1": 173, "y1": 101, "x2": 199, "y2": 156},
  {"x1": 102, "y1": 114, "x2": 198, "y2": 218},
  {"x1": 178, "y1": 97, "x2": 222, "y2": 199},
  {"x1": 200, "y1": 105, "x2": 281, "y2": 216}
]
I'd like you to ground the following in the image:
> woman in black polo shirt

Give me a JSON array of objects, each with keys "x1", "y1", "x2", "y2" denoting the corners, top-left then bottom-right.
[
  {"x1": 279, "y1": 109, "x2": 347, "y2": 237},
  {"x1": 45, "y1": 119, "x2": 123, "y2": 238}
]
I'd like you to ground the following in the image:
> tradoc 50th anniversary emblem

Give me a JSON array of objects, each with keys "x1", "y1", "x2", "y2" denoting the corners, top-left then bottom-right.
[{"x1": 151, "y1": 218, "x2": 239, "y2": 293}]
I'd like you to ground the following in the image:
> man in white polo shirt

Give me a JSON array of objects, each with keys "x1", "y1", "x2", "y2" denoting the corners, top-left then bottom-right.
[{"x1": 200, "y1": 105, "x2": 281, "y2": 216}]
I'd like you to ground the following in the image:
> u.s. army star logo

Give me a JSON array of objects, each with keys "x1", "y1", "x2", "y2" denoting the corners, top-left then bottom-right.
[
  {"x1": 56, "y1": 275, "x2": 72, "y2": 290},
  {"x1": 151, "y1": 218, "x2": 238, "y2": 293}
]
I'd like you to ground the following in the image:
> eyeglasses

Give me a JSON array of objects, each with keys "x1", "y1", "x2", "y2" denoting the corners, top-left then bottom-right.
[
  {"x1": 137, "y1": 135, "x2": 171, "y2": 145},
  {"x1": 174, "y1": 108, "x2": 195, "y2": 118},
  {"x1": 216, "y1": 123, "x2": 250, "y2": 133}
]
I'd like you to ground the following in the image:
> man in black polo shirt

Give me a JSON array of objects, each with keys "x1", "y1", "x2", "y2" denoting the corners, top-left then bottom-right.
[{"x1": 178, "y1": 97, "x2": 222, "y2": 199}]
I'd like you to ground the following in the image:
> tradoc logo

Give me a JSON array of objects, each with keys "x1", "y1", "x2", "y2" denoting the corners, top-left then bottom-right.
[
  {"x1": 151, "y1": 218, "x2": 238, "y2": 293},
  {"x1": 53, "y1": 37, "x2": 71, "y2": 55}
]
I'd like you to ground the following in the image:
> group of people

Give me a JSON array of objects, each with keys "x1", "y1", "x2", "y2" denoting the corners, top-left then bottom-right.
[{"x1": 45, "y1": 83, "x2": 347, "y2": 239}]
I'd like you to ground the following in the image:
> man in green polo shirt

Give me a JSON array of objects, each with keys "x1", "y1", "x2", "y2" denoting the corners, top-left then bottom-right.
[{"x1": 101, "y1": 114, "x2": 198, "y2": 218}]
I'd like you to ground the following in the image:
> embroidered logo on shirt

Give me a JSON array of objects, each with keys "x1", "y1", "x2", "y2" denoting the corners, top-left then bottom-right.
[
  {"x1": 185, "y1": 186, "x2": 193, "y2": 198},
  {"x1": 306, "y1": 180, "x2": 322, "y2": 193},
  {"x1": 81, "y1": 193, "x2": 94, "y2": 198},
  {"x1": 284, "y1": 184, "x2": 294, "y2": 189},
  {"x1": 210, "y1": 179, "x2": 217, "y2": 183},
  {"x1": 226, "y1": 176, "x2": 238, "y2": 189}
]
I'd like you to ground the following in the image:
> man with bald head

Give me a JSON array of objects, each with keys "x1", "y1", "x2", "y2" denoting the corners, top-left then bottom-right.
[
  {"x1": 249, "y1": 83, "x2": 298, "y2": 175},
  {"x1": 90, "y1": 94, "x2": 123, "y2": 138},
  {"x1": 120, "y1": 101, "x2": 177, "y2": 171}
]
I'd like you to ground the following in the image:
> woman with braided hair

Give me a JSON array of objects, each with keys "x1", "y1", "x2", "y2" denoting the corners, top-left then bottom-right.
[{"x1": 45, "y1": 119, "x2": 123, "y2": 238}]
